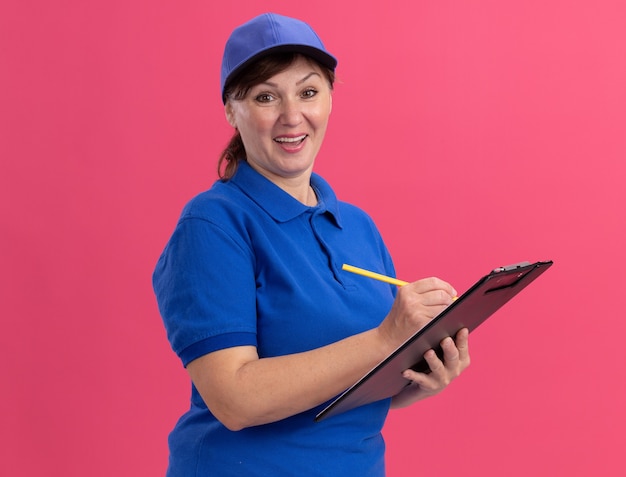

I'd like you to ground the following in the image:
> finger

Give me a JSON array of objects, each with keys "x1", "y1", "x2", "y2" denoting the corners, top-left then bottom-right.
[
  {"x1": 441, "y1": 336, "x2": 460, "y2": 363},
  {"x1": 407, "y1": 277, "x2": 457, "y2": 300},
  {"x1": 402, "y1": 352, "x2": 447, "y2": 392},
  {"x1": 398, "y1": 288, "x2": 456, "y2": 309},
  {"x1": 423, "y1": 347, "x2": 446, "y2": 375},
  {"x1": 402, "y1": 367, "x2": 435, "y2": 389},
  {"x1": 421, "y1": 289, "x2": 457, "y2": 306},
  {"x1": 455, "y1": 328, "x2": 470, "y2": 365}
]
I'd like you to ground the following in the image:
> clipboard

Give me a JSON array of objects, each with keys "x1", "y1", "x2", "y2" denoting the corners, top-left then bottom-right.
[{"x1": 315, "y1": 260, "x2": 553, "y2": 422}]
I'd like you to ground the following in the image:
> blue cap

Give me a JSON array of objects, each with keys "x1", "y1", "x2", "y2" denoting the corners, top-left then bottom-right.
[{"x1": 220, "y1": 13, "x2": 337, "y2": 102}]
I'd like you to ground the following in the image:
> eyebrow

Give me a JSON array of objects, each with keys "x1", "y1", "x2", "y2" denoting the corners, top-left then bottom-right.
[{"x1": 261, "y1": 72, "x2": 322, "y2": 88}]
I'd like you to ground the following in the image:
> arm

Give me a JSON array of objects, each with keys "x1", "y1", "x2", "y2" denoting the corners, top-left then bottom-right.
[
  {"x1": 187, "y1": 277, "x2": 460, "y2": 430},
  {"x1": 187, "y1": 328, "x2": 391, "y2": 430}
]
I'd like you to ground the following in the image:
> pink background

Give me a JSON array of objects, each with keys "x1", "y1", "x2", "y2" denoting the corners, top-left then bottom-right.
[{"x1": 2, "y1": 1, "x2": 625, "y2": 475}]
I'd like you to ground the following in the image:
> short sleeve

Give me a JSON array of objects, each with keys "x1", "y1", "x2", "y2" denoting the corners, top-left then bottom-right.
[{"x1": 153, "y1": 216, "x2": 258, "y2": 366}]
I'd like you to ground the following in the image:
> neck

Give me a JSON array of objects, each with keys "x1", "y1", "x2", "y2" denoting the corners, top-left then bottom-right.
[
  {"x1": 248, "y1": 163, "x2": 317, "y2": 206},
  {"x1": 303, "y1": 184, "x2": 318, "y2": 207},
  {"x1": 281, "y1": 180, "x2": 317, "y2": 206}
]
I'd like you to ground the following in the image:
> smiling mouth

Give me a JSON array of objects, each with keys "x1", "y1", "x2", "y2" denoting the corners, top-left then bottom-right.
[{"x1": 274, "y1": 134, "x2": 307, "y2": 145}]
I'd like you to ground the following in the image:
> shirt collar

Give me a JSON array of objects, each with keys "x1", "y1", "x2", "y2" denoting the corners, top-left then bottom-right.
[{"x1": 231, "y1": 161, "x2": 342, "y2": 227}]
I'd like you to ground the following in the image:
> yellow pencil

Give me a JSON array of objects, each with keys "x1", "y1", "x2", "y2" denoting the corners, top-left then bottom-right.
[
  {"x1": 341, "y1": 264, "x2": 409, "y2": 287},
  {"x1": 341, "y1": 263, "x2": 459, "y2": 300}
]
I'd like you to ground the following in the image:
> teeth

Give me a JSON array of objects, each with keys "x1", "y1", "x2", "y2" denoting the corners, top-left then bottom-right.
[{"x1": 275, "y1": 135, "x2": 306, "y2": 143}]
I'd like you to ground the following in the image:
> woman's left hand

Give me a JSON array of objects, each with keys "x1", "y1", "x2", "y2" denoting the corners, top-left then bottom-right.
[{"x1": 390, "y1": 328, "x2": 470, "y2": 409}]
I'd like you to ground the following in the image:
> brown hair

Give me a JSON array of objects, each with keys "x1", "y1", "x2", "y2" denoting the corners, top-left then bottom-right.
[{"x1": 217, "y1": 53, "x2": 335, "y2": 180}]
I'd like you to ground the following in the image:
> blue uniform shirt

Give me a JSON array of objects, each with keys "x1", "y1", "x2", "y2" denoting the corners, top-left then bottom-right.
[{"x1": 153, "y1": 162, "x2": 398, "y2": 476}]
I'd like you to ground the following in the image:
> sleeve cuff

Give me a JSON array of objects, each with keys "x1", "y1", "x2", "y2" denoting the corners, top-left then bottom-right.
[{"x1": 179, "y1": 332, "x2": 258, "y2": 367}]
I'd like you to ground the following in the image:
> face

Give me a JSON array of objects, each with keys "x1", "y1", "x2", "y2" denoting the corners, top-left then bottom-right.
[{"x1": 225, "y1": 56, "x2": 332, "y2": 187}]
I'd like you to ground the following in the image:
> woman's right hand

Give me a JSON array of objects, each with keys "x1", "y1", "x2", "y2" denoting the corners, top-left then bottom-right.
[{"x1": 376, "y1": 277, "x2": 457, "y2": 352}]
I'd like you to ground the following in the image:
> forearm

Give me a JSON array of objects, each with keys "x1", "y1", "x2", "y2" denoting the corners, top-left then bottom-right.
[
  {"x1": 188, "y1": 279, "x2": 460, "y2": 430},
  {"x1": 187, "y1": 327, "x2": 394, "y2": 430}
]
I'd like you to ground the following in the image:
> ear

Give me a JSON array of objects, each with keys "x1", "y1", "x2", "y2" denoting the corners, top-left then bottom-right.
[
  {"x1": 224, "y1": 102, "x2": 237, "y2": 128},
  {"x1": 329, "y1": 93, "x2": 332, "y2": 114}
]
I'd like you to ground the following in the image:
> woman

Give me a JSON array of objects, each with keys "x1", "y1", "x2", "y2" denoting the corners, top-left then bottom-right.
[{"x1": 153, "y1": 12, "x2": 470, "y2": 476}]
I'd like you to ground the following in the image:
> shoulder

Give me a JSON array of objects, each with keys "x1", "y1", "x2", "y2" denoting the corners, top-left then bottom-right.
[
  {"x1": 337, "y1": 201, "x2": 385, "y2": 245},
  {"x1": 312, "y1": 172, "x2": 378, "y2": 227},
  {"x1": 160, "y1": 180, "x2": 263, "y2": 259},
  {"x1": 337, "y1": 200, "x2": 374, "y2": 220},
  {"x1": 174, "y1": 179, "x2": 265, "y2": 236},
  {"x1": 180, "y1": 180, "x2": 245, "y2": 220}
]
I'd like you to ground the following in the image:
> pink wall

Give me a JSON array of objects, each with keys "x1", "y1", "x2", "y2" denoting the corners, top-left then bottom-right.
[{"x1": 2, "y1": 1, "x2": 625, "y2": 475}]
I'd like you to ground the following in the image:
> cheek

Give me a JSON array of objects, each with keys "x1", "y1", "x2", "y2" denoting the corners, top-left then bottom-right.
[
  {"x1": 240, "y1": 110, "x2": 275, "y2": 135},
  {"x1": 237, "y1": 113, "x2": 277, "y2": 152},
  {"x1": 316, "y1": 98, "x2": 332, "y2": 123},
  {"x1": 312, "y1": 106, "x2": 331, "y2": 131}
]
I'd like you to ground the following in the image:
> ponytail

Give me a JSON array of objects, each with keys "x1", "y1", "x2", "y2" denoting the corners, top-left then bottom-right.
[{"x1": 217, "y1": 130, "x2": 246, "y2": 181}]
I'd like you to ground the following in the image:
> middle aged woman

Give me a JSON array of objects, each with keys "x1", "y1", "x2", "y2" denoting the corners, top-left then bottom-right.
[{"x1": 153, "y1": 12, "x2": 470, "y2": 476}]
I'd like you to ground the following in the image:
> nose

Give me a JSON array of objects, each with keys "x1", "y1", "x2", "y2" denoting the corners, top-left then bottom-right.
[{"x1": 279, "y1": 98, "x2": 303, "y2": 126}]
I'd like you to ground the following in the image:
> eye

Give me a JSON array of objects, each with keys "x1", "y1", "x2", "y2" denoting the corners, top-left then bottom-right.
[
  {"x1": 301, "y1": 88, "x2": 318, "y2": 99},
  {"x1": 254, "y1": 93, "x2": 275, "y2": 103}
]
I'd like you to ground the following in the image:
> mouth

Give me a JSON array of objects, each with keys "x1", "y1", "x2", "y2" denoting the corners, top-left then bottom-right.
[{"x1": 274, "y1": 134, "x2": 308, "y2": 147}]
